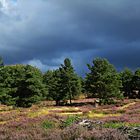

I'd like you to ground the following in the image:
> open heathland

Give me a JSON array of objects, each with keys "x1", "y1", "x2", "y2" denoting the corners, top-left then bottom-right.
[{"x1": 0, "y1": 98, "x2": 140, "y2": 140}]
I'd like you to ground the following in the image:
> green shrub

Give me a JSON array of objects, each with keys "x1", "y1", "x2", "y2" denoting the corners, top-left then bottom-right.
[
  {"x1": 127, "y1": 123, "x2": 140, "y2": 127},
  {"x1": 103, "y1": 122, "x2": 125, "y2": 128},
  {"x1": 100, "y1": 98, "x2": 117, "y2": 105},
  {"x1": 60, "y1": 115, "x2": 80, "y2": 128},
  {"x1": 42, "y1": 120, "x2": 55, "y2": 129},
  {"x1": 104, "y1": 122, "x2": 140, "y2": 129}
]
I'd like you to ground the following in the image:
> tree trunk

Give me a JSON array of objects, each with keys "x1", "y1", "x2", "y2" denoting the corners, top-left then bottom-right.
[
  {"x1": 56, "y1": 100, "x2": 60, "y2": 106},
  {"x1": 69, "y1": 93, "x2": 72, "y2": 105},
  {"x1": 69, "y1": 86, "x2": 72, "y2": 105}
]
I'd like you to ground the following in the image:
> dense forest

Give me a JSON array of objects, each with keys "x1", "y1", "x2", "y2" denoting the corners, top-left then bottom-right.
[{"x1": 0, "y1": 56, "x2": 140, "y2": 107}]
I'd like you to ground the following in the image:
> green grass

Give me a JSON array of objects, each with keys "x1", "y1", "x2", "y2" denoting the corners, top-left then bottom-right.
[
  {"x1": 103, "y1": 122, "x2": 140, "y2": 129},
  {"x1": 42, "y1": 120, "x2": 55, "y2": 129},
  {"x1": 103, "y1": 122, "x2": 125, "y2": 128},
  {"x1": 60, "y1": 115, "x2": 80, "y2": 128}
]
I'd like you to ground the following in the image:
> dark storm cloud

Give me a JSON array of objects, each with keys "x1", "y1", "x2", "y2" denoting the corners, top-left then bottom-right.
[{"x1": 0, "y1": 0, "x2": 140, "y2": 75}]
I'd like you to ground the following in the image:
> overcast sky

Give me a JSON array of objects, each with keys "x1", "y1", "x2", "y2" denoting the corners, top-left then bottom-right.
[{"x1": 0, "y1": 0, "x2": 140, "y2": 76}]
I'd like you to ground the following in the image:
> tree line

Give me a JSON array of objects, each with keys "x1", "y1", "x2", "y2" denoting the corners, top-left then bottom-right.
[{"x1": 0, "y1": 57, "x2": 140, "y2": 107}]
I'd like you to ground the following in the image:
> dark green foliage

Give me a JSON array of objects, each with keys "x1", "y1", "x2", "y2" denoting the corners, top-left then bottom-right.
[
  {"x1": 43, "y1": 69, "x2": 66, "y2": 105},
  {"x1": 120, "y1": 68, "x2": 140, "y2": 99},
  {"x1": 85, "y1": 58, "x2": 123, "y2": 104},
  {"x1": 43, "y1": 70, "x2": 54, "y2": 100},
  {"x1": 0, "y1": 56, "x2": 4, "y2": 67},
  {"x1": 120, "y1": 68, "x2": 133, "y2": 97},
  {"x1": 133, "y1": 69, "x2": 140, "y2": 90},
  {"x1": 16, "y1": 65, "x2": 47, "y2": 107},
  {"x1": 79, "y1": 77, "x2": 86, "y2": 93},
  {"x1": 44, "y1": 58, "x2": 81, "y2": 105},
  {"x1": 131, "y1": 69, "x2": 140, "y2": 98},
  {"x1": 59, "y1": 58, "x2": 81, "y2": 104},
  {"x1": 1, "y1": 56, "x2": 140, "y2": 107},
  {"x1": 0, "y1": 65, "x2": 24, "y2": 105},
  {"x1": 0, "y1": 65, "x2": 47, "y2": 107}
]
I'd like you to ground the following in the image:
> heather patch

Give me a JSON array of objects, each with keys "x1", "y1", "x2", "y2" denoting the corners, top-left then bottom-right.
[{"x1": 0, "y1": 99, "x2": 139, "y2": 139}]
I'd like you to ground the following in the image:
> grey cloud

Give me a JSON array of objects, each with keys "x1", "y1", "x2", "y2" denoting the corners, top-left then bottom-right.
[{"x1": 0, "y1": 0, "x2": 140, "y2": 75}]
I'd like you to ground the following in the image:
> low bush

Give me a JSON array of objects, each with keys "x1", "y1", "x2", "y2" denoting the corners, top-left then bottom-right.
[
  {"x1": 42, "y1": 120, "x2": 55, "y2": 129},
  {"x1": 103, "y1": 122, "x2": 125, "y2": 128},
  {"x1": 60, "y1": 115, "x2": 80, "y2": 128}
]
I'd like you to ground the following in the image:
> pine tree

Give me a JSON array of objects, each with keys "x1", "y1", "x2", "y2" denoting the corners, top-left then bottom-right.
[
  {"x1": 85, "y1": 58, "x2": 122, "y2": 104},
  {"x1": 0, "y1": 56, "x2": 4, "y2": 67},
  {"x1": 59, "y1": 58, "x2": 81, "y2": 104},
  {"x1": 0, "y1": 65, "x2": 46, "y2": 107},
  {"x1": 16, "y1": 65, "x2": 46, "y2": 107},
  {"x1": 44, "y1": 69, "x2": 66, "y2": 105},
  {"x1": 131, "y1": 69, "x2": 140, "y2": 98},
  {"x1": 120, "y1": 68, "x2": 133, "y2": 97}
]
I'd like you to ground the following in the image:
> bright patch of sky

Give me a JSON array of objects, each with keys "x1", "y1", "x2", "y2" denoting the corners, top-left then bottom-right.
[{"x1": 0, "y1": 0, "x2": 17, "y2": 16}]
